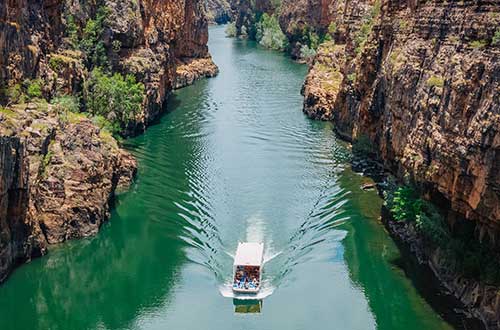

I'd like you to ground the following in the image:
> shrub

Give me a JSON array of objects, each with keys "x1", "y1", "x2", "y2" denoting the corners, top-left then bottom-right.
[
  {"x1": 328, "y1": 22, "x2": 337, "y2": 36},
  {"x1": 300, "y1": 44, "x2": 316, "y2": 61},
  {"x1": 40, "y1": 149, "x2": 54, "y2": 177},
  {"x1": 469, "y1": 40, "x2": 488, "y2": 49},
  {"x1": 26, "y1": 79, "x2": 43, "y2": 98},
  {"x1": 49, "y1": 56, "x2": 66, "y2": 71},
  {"x1": 65, "y1": 8, "x2": 110, "y2": 68},
  {"x1": 355, "y1": 20, "x2": 372, "y2": 55},
  {"x1": 92, "y1": 115, "x2": 121, "y2": 140},
  {"x1": 75, "y1": 6, "x2": 111, "y2": 68},
  {"x1": 389, "y1": 186, "x2": 422, "y2": 222},
  {"x1": 399, "y1": 19, "x2": 409, "y2": 30},
  {"x1": 51, "y1": 95, "x2": 80, "y2": 113},
  {"x1": 386, "y1": 184, "x2": 500, "y2": 285},
  {"x1": 255, "y1": 14, "x2": 288, "y2": 51},
  {"x1": 84, "y1": 68, "x2": 145, "y2": 133},
  {"x1": 6, "y1": 84, "x2": 24, "y2": 103},
  {"x1": 308, "y1": 31, "x2": 320, "y2": 50},
  {"x1": 354, "y1": 0, "x2": 381, "y2": 55},
  {"x1": 66, "y1": 14, "x2": 79, "y2": 48},
  {"x1": 426, "y1": 75, "x2": 445, "y2": 88},
  {"x1": 415, "y1": 202, "x2": 450, "y2": 247},
  {"x1": 225, "y1": 22, "x2": 237, "y2": 37},
  {"x1": 492, "y1": 29, "x2": 500, "y2": 46}
]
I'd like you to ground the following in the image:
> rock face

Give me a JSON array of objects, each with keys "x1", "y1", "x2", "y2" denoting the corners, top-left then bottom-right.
[
  {"x1": 206, "y1": 0, "x2": 233, "y2": 24},
  {"x1": 301, "y1": 0, "x2": 500, "y2": 327},
  {"x1": 0, "y1": 0, "x2": 218, "y2": 130},
  {"x1": 302, "y1": 42, "x2": 346, "y2": 120},
  {"x1": 174, "y1": 57, "x2": 219, "y2": 89},
  {"x1": 304, "y1": 0, "x2": 500, "y2": 234},
  {"x1": 0, "y1": 137, "x2": 46, "y2": 283},
  {"x1": 230, "y1": 0, "x2": 373, "y2": 58},
  {"x1": 279, "y1": 0, "x2": 335, "y2": 58},
  {"x1": 0, "y1": 103, "x2": 136, "y2": 282},
  {"x1": 231, "y1": 0, "x2": 278, "y2": 36},
  {"x1": 300, "y1": 0, "x2": 375, "y2": 120},
  {"x1": 0, "y1": 0, "x2": 216, "y2": 283}
]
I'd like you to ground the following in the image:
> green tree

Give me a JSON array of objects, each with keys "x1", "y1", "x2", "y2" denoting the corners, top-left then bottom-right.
[
  {"x1": 80, "y1": 6, "x2": 110, "y2": 68},
  {"x1": 84, "y1": 68, "x2": 145, "y2": 133},
  {"x1": 255, "y1": 14, "x2": 288, "y2": 51}
]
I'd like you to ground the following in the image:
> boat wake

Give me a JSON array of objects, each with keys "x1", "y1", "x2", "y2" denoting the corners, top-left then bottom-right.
[{"x1": 177, "y1": 149, "x2": 351, "y2": 302}]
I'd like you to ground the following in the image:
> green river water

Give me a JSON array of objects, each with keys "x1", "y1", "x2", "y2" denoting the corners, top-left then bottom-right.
[{"x1": 0, "y1": 26, "x2": 462, "y2": 330}]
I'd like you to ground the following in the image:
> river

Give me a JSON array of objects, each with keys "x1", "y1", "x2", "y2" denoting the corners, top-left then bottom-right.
[{"x1": 0, "y1": 26, "x2": 458, "y2": 330}]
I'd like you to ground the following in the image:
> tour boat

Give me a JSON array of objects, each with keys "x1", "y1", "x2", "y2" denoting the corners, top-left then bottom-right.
[{"x1": 232, "y1": 242, "x2": 264, "y2": 293}]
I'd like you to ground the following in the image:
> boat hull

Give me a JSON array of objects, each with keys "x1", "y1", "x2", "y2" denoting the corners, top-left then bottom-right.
[{"x1": 232, "y1": 287, "x2": 260, "y2": 294}]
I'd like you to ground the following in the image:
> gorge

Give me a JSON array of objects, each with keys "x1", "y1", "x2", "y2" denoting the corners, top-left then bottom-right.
[{"x1": 0, "y1": 0, "x2": 499, "y2": 329}]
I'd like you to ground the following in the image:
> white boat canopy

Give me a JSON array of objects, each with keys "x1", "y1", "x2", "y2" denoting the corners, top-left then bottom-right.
[{"x1": 233, "y1": 242, "x2": 264, "y2": 266}]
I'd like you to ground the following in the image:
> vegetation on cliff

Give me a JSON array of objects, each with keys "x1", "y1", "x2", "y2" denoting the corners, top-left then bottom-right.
[
  {"x1": 60, "y1": 5, "x2": 146, "y2": 136},
  {"x1": 227, "y1": 0, "x2": 333, "y2": 59},
  {"x1": 84, "y1": 68, "x2": 145, "y2": 136},
  {"x1": 255, "y1": 13, "x2": 288, "y2": 51},
  {"x1": 0, "y1": 0, "x2": 215, "y2": 283},
  {"x1": 386, "y1": 184, "x2": 500, "y2": 286}
]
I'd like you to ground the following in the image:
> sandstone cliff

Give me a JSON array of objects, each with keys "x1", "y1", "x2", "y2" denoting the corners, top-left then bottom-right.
[
  {"x1": 0, "y1": 0, "x2": 218, "y2": 130},
  {"x1": 301, "y1": 0, "x2": 500, "y2": 326},
  {"x1": 304, "y1": 0, "x2": 499, "y2": 234},
  {"x1": 0, "y1": 102, "x2": 136, "y2": 282},
  {"x1": 206, "y1": 0, "x2": 233, "y2": 24},
  {"x1": 0, "y1": 137, "x2": 45, "y2": 283},
  {"x1": 0, "y1": 0, "x2": 216, "y2": 283}
]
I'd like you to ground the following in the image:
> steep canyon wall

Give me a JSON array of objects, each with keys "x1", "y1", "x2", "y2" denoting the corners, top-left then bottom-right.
[{"x1": 0, "y1": 0, "x2": 216, "y2": 282}]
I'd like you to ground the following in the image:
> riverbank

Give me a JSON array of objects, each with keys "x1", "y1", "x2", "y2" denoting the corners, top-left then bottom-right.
[
  {"x1": 348, "y1": 149, "x2": 498, "y2": 329},
  {"x1": 384, "y1": 206, "x2": 500, "y2": 330}
]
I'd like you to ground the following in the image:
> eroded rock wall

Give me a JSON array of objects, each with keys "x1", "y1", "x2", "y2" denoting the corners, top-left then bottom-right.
[
  {"x1": 0, "y1": 137, "x2": 46, "y2": 282},
  {"x1": 0, "y1": 102, "x2": 137, "y2": 283},
  {"x1": 303, "y1": 0, "x2": 499, "y2": 234},
  {"x1": 302, "y1": 1, "x2": 500, "y2": 326},
  {"x1": 349, "y1": 0, "x2": 498, "y2": 231},
  {"x1": 206, "y1": 0, "x2": 233, "y2": 24},
  {"x1": 1, "y1": 0, "x2": 218, "y2": 127},
  {"x1": 0, "y1": 0, "x2": 215, "y2": 283}
]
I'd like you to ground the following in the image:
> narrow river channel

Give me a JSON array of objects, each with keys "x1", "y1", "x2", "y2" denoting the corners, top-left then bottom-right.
[{"x1": 0, "y1": 26, "x2": 456, "y2": 330}]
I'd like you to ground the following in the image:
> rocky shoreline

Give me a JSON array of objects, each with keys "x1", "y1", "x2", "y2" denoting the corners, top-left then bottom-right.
[
  {"x1": 383, "y1": 208, "x2": 500, "y2": 330},
  {"x1": 174, "y1": 57, "x2": 220, "y2": 90},
  {"x1": 350, "y1": 154, "x2": 496, "y2": 329}
]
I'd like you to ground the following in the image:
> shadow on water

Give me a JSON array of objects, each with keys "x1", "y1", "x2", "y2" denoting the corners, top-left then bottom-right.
[
  {"x1": 339, "y1": 166, "x2": 484, "y2": 330},
  {"x1": 233, "y1": 299, "x2": 263, "y2": 314},
  {"x1": 390, "y1": 242, "x2": 485, "y2": 330},
  {"x1": 0, "y1": 207, "x2": 185, "y2": 330}
]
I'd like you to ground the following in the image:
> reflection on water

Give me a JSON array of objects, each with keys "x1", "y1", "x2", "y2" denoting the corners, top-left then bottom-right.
[
  {"x1": 0, "y1": 25, "x2": 457, "y2": 330},
  {"x1": 233, "y1": 299, "x2": 262, "y2": 314}
]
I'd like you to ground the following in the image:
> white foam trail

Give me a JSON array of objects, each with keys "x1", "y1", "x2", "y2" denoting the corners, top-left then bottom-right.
[
  {"x1": 263, "y1": 250, "x2": 281, "y2": 264},
  {"x1": 245, "y1": 214, "x2": 265, "y2": 243},
  {"x1": 218, "y1": 215, "x2": 279, "y2": 300}
]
